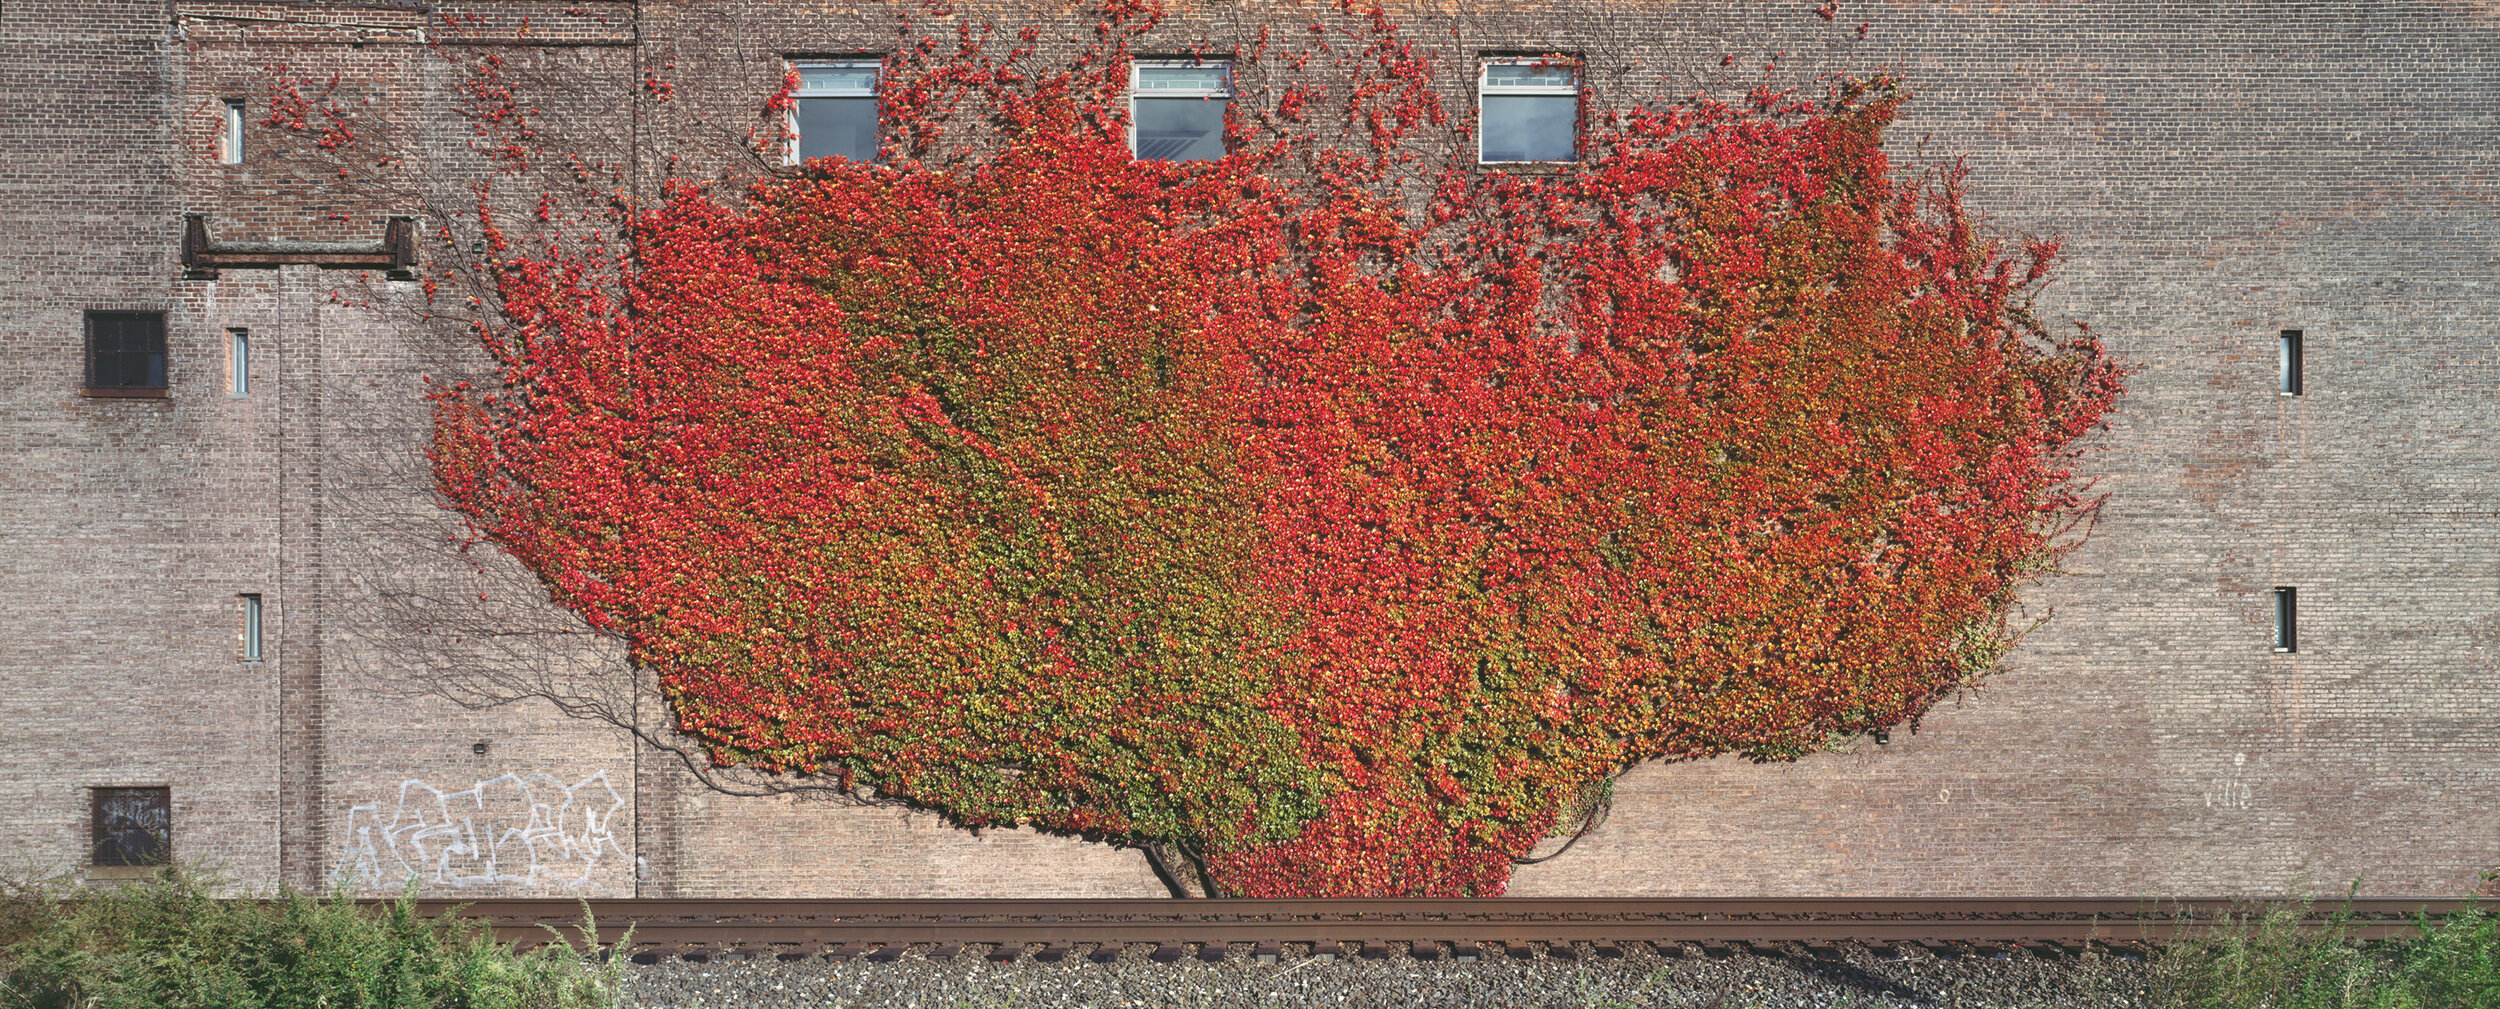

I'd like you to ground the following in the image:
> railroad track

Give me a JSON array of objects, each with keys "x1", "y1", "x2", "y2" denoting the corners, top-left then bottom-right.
[{"x1": 405, "y1": 897, "x2": 2477, "y2": 964}]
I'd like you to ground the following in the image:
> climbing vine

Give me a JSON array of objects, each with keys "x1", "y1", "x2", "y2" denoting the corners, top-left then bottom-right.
[{"x1": 418, "y1": 1, "x2": 2122, "y2": 896}]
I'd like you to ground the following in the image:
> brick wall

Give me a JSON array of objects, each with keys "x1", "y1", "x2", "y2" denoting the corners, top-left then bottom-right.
[{"x1": 1, "y1": 0, "x2": 2489, "y2": 898}]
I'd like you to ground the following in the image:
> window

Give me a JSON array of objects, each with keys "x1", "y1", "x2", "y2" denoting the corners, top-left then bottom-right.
[
  {"x1": 85, "y1": 311, "x2": 167, "y2": 397},
  {"x1": 1478, "y1": 59, "x2": 1579, "y2": 164},
  {"x1": 91, "y1": 787, "x2": 171, "y2": 867},
  {"x1": 1131, "y1": 61, "x2": 1230, "y2": 162},
  {"x1": 789, "y1": 59, "x2": 879, "y2": 164},
  {"x1": 240, "y1": 593, "x2": 263, "y2": 661},
  {"x1": 220, "y1": 99, "x2": 245, "y2": 165},
  {"x1": 2279, "y1": 329, "x2": 2302, "y2": 396},
  {"x1": 228, "y1": 328, "x2": 249, "y2": 397},
  {"x1": 2273, "y1": 587, "x2": 2298, "y2": 653}
]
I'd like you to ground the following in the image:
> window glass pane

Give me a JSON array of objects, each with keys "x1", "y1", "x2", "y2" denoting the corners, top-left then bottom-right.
[
  {"x1": 1481, "y1": 95, "x2": 1576, "y2": 162},
  {"x1": 94, "y1": 316, "x2": 136, "y2": 353},
  {"x1": 1136, "y1": 64, "x2": 1229, "y2": 94},
  {"x1": 797, "y1": 97, "x2": 878, "y2": 162},
  {"x1": 797, "y1": 64, "x2": 878, "y2": 95},
  {"x1": 1133, "y1": 97, "x2": 1226, "y2": 161},
  {"x1": 243, "y1": 595, "x2": 263, "y2": 661},
  {"x1": 222, "y1": 101, "x2": 244, "y2": 164},
  {"x1": 1483, "y1": 63, "x2": 1576, "y2": 90}
]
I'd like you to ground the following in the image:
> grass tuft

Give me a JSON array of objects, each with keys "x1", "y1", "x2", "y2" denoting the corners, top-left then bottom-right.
[{"x1": 2154, "y1": 896, "x2": 2500, "y2": 1009}]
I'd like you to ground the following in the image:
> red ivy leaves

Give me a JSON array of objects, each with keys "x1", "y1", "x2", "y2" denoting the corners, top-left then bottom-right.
[{"x1": 431, "y1": 7, "x2": 2119, "y2": 898}]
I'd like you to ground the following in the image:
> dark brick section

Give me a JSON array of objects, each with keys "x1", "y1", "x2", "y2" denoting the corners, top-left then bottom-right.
[{"x1": 1, "y1": 0, "x2": 2490, "y2": 898}]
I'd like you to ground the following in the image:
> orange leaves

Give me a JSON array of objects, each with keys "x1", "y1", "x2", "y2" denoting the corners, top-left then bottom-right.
[{"x1": 429, "y1": 5, "x2": 2118, "y2": 899}]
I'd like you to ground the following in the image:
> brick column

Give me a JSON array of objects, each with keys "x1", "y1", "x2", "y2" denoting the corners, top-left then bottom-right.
[{"x1": 274, "y1": 263, "x2": 327, "y2": 892}]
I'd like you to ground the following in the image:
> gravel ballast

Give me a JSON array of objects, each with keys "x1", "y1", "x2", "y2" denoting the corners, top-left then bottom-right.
[{"x1": 616, "y1": 944, "x2": 2163, "y2": 1008}]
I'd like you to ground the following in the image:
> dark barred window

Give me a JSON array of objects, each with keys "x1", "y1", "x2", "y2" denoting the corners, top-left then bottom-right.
[
  {"x1": 86, "y1": 311, "x2": 167, "y2": 395},
  {"x1": 91, "y1": 786, "x2": 172, "y2": 866}
]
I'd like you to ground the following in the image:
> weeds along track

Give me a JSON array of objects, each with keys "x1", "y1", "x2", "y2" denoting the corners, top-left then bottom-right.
[{"x1": 405, "y1": 898, "x2": 2474, "y2": 964}]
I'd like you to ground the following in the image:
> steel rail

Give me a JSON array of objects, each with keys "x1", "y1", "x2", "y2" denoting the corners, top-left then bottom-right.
[{"x1": 397, "y1": 898, "x2": 2479, "y2": 959}]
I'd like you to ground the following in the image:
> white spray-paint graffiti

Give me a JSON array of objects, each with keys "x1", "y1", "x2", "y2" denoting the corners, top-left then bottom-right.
[{"x1": 340, "y1": 770, "x2": 626, "y2": 890}]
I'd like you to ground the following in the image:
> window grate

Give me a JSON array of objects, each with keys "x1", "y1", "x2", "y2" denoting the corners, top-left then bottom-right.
[{"x1": 86, "y1": 311, "x2": 167, "y2": 395}]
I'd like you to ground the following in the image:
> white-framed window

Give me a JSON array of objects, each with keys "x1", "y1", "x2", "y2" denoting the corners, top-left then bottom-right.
[
  {"x1": 1131, "y1": 60, "x2": 1231, "y2": 162},
  {"x1": 1478, "y1": 59, "x2": 1579, "y2": 164},
  {"x1": 240, "y1": 593, "x2": 263, "y2": 661},
  {"x1": 788, "y1": 59, "x2": 880, "y2": 164},
  {"x1": 220, "y1": 99, "x2": 245, "y2": 165},
  {"x1": 227, "y1": 328, "x2": 249, "y2": 397}
]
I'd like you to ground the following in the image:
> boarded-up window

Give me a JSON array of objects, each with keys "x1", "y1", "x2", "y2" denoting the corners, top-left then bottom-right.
[{"x1": 91, "y1": 787, "x2": 172, "y2": 866}]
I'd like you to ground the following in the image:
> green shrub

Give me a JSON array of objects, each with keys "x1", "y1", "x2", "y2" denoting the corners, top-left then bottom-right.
[
  {"x1": 2155, "y1": 897, "x2": 2500, "y2": 1009},
  {"x1": 0, "y1": 870, "x2": 619, "y2": 1009}
]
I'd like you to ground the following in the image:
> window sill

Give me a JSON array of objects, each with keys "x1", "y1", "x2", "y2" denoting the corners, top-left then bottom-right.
[
  {"x1": 1475, "y1": 162, "x2": 1581, "y2": 176},
  {"x1": 82, "y1": 387, "x2": 168, "y2": 399},
  {"x1": 84, "y1": 865, "x2": 162, "y2": 879}
]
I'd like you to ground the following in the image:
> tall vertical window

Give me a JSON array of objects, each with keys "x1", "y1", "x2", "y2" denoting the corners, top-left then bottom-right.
[
  {"x1": 90, "y1": 787, "x2": 172, "y2": 867},
  {"x1": 85, "y1": 311, "x2": 167, "y2": 396},
  {"x1": 228, "y1": 328, "x2": 250, "y2": 397},
  {"x1": 1478, "y1": 59, "x2": 1579, "y2": 164},
  {"x1": 220, "y1": 99, "x2": 245, "y2": 165},
  {"x1": 2279, "y1": 329, "x2": 2302, "y2": 396},
  {"x1": 240, "y1": 593, "x2": 263, "y2": 661},
  {"x1": 1131, "y1": 61, "x2": 1230, "y2": 162},
  {"x1": 789, "y1": 60, "x2": 880, "y2": 164},
  {"x1": 2273, "y1": 587, "x2": 2298, "y2": 653}
]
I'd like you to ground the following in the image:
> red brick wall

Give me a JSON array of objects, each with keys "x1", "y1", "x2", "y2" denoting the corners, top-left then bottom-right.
[{"x1": 2, "y1": 0, "x2": 2490, "y2": 898}]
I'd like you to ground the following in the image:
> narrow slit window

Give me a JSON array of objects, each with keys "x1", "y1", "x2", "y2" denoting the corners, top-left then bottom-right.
[
  {"x1": 2272, "y1": 587, "x2": 2298, "y2": 653},
  {"x1": 91, "y1": 787, "x2": 172, "y2": 867},
  {"x1": 1131, "y1": 61, "x2": 1231, "y2": 162},
  {"x1": 85, "y1": 311, "x2": 167, "y2": 396},
  {"x1": 1478, "y1": 59, "x2": 1579, "y2": 164},
  {"x1": 228, "y1": 328, "x2": 249, "y2": 397},
  {"x1": 240, "y1": 593, "x2": 263, "y2": 661},
  {"x1": 789, "y1": 60, "x2": 880, "y2": 164},
  {"x1": 221, "y1": 100, "x2": 244, "y2": 165},
  {"x1": 2279, "y1": 329, "x2": 2302, "y2": 396}
]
